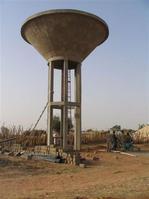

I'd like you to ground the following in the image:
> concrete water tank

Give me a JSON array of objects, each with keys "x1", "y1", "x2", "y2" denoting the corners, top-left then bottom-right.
[{"x1": 21, "y1": 9, "x2": 109, "y2": 151}]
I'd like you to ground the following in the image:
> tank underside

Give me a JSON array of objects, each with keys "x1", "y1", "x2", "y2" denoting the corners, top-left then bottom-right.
[{"x1": 21, "y1": 9, "x2": 109, "y2": 63}]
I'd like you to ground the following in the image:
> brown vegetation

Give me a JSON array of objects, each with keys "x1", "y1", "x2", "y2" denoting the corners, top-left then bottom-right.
[{"x1": 0, "y1": 126, "x2": 149, "y2": 148}]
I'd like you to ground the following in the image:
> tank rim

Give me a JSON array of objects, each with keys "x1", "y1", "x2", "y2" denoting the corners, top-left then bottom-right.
[{"x1": 21, "y1": 9, "x2": 109, "y2": 45}]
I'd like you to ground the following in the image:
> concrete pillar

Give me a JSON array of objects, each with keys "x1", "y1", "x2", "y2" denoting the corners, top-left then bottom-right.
[
  {"x1": 47, "y1": 61, "x2": 54, "y2": 146},
  {"x1": 62, "y1": 60, "x2": 68, "y2": 150},
  {"x1": 59, "y1": 108, "x2": 63, "y2": 148},
  {"x1": 60, "y1": 69, "x2": 64, "y2": 148},
  {"x1": 74, "y1": 63, "x2": 81, "y2": 151}
]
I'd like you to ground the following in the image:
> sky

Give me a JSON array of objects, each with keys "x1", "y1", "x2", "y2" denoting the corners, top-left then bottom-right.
[{"x1": 0, "y1": 0, "x2": 149, "y2": 131}]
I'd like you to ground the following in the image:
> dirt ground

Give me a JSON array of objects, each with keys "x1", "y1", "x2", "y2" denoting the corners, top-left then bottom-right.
[{"x1": 0, "y1": 144, "x2": 149, "y2": 199}]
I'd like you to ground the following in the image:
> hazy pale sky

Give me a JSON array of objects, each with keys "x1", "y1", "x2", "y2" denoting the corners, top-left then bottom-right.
[{"x1": 0, "y1": 0, "x2": 149, "y2": 130}]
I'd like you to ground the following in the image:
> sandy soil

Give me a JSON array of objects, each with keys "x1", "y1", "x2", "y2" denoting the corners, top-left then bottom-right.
[{"x1": 0, "y1": 144, "x2": 149, "y2": 199}]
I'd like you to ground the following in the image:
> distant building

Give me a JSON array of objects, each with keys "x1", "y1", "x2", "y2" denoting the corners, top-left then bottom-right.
[{"x1": 133, "y1": 125, "x2": 149, "y2": 143}]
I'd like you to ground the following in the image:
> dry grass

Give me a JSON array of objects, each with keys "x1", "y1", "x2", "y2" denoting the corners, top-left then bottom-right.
[
  {"x1": 0, "y1": 126, "x2": 149, "y2": 147},
  {"x1": 81, "y1": 131, "x2": 108, "y2": 144}
]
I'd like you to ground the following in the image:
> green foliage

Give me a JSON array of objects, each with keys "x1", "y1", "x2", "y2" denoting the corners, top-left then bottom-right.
[
  {"x1": 0, "y1": 126, "x2": 10, "y2": 140},
  {"x1": 1, "y1": 126, "x2": 9, "y2": 136},
  {"x1": 52, "y1": 116, "x2": 73, "y2": 132},
  {"x1": 138, "y1": 124, "x2": 145, "y2": 129},
  {"x1": 111, "y1": 125, "x2": 121, "y2": 131},
  {"x1": 52, "y1": 116, "x2": 60, "y2": 132},
  {"x1": 86, "y1": 129, "x2": 93, "y2": 132}
]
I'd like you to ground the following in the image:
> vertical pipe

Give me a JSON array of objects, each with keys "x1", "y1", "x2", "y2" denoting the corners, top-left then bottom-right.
[
  {"x1": 62, "y1": 59, "x2": 68, "y2": 150},
  {"x1": 74, "y1": 63, "x2": 81, "y2": 151},
  {"x1": 47, "y1": 61, "x2": 54, "y2": 146}
]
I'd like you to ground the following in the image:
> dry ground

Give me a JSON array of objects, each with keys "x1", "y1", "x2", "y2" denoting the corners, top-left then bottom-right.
[{"x1": 0, "y1": 144, "x2": 149, "y2": 199}]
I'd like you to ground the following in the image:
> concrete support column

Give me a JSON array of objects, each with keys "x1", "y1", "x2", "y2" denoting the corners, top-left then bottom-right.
[
  {"x1": 74, "y1": 63, "x2": 81, "y2": 151},
  {"x1": 47, "y1": 61, "x2": 54, "y2": 146},
  {"x1": 60, "y1": 68, "x2": 64, "y2": 148},
  {"x1": 62, "y1": 60, "x2": 68, "y2": 150},
  {"x1": 60, "y1": 108, "x2": 63, "y2": 148}
]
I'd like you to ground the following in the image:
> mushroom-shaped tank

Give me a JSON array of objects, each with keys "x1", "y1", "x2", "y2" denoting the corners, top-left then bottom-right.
[{"x1": 21, "y1": 9, "x2": 109, "y2": 62}]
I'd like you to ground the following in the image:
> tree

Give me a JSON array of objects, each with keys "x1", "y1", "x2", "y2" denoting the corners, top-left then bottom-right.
[
  {"x1": 138, "y1": 124, "x2": 145, "y2": 130},
  {"x1": 111, "y1": 125, "x2": 121, "y2": 131},
  {"x1": 52, "y1": 116, "x2": 60, "y2": 132},
  {"x1": 0, "y1": 126, "x2": 10, "y2": 138},
  {"x1": 52, "y1": 116, "x2": 73, "y2": 132}
]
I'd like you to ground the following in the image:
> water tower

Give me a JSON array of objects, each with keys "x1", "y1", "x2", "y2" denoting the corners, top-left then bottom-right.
[{"x1": 21, "y1": 9, "x2": 109, "y2": 152}]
